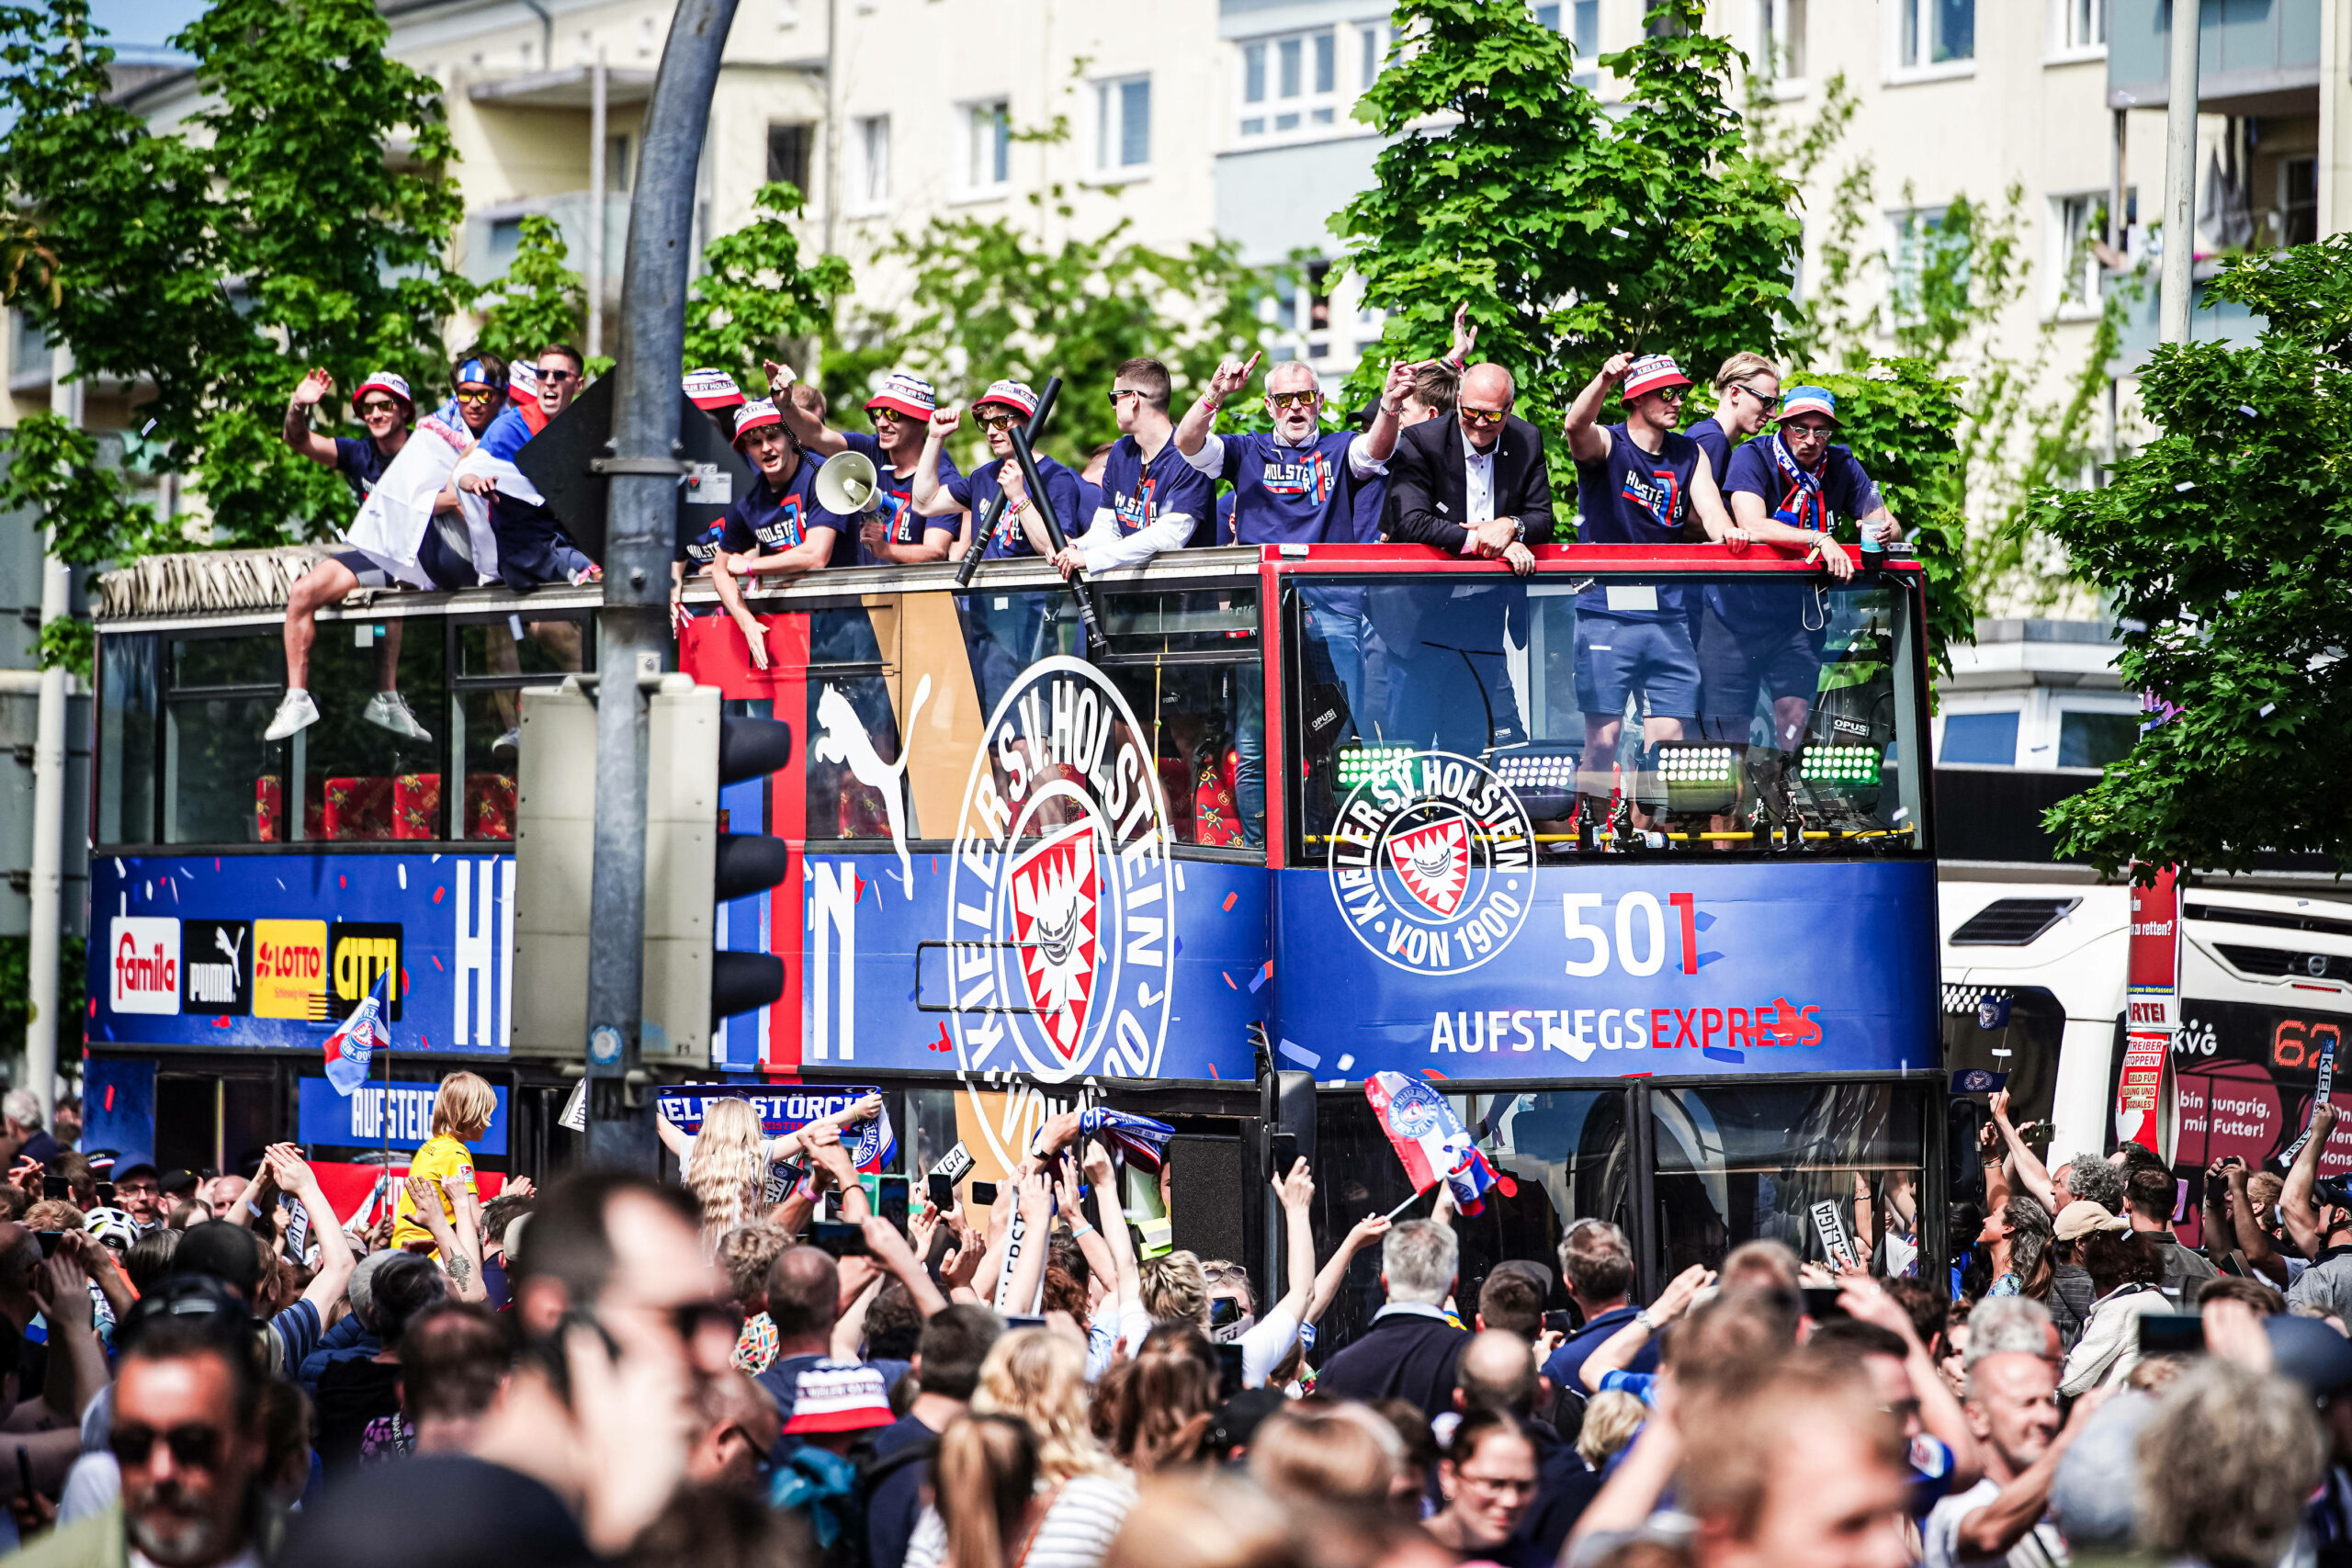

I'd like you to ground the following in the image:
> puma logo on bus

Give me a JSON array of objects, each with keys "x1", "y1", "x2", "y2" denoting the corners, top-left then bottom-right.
[{"x1": 813, "y1": 675, "x2": 932, "y2": 897}]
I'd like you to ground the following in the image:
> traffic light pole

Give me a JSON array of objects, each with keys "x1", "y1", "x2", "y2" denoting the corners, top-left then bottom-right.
[{"x1": 584, "y1": 0, "x2": 740, "y2": 1169}]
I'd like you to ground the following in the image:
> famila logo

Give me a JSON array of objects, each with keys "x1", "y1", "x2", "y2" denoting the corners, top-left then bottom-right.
[{"x1": 1328, "y1": 750, "x2": 1534, "y2": 976}]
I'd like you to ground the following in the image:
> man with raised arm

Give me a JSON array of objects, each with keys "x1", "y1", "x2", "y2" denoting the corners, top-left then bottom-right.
[
  {"x1": 1562, "y1": 352, "x2": 1747, "y2": 823},
  {"x1": 774, "y1": 365, "x2": 967, "y2": 564},
  {"x1": 908, "y1": 379, "x2": 1084, "y2": 563},
  {"x1": 1047, "y1": 357, "x2": 1215, "y2": 579}
]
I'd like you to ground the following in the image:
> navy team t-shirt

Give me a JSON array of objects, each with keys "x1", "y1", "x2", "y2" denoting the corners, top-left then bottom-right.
[
  {"x1": 720, "y1": 457, "x2": 854, "y2": 566},
  {"x1": 334, "y1": 435, "x2": 397, "y2": 504},
  {"x1": 1706, "y1": 438, "x2": 1885, "y2": 637},
  {"x1": 1101, "y1": 435, "x2": 1217, "y2": 548},
  {"x1": 1684, "y1": 416, "x2": 1732, "y2": 483},
  {"x1": 1573, "y1": 424, "x2": 1703, "y2": 621},
  {"x1": 842, "y1": 431, "x2": 963, "y2": 565},
  {"x1": 948, "y1": 450, "x2": 1085, "y2": 560},
  {"x1": 1210, "y1": 430, "x2": 1366, "y2": 547}
]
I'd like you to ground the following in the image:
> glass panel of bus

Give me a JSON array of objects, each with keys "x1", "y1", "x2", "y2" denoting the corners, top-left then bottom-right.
[
  {"x1": 1297, "y1": 572, "x2": 1925, "y2": 857},
  {"x1": 293, "y1": 617, "x2": 447, "y2": 840},
  {"x1": 99, "y1": 633, "x2": 159, "y2": 844}
]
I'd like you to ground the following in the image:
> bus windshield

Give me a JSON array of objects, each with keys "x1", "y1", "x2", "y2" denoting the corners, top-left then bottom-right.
[{"x1": 1286, "y1": 570, "x2": 1928, "y2": 859}]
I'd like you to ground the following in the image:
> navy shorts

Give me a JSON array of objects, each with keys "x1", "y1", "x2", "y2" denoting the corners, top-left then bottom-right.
[
  {"x1": 1575, "y1": 614, "x2": 1699, "y2": 720},
  {"x1": 1696, "y1": 604, "x2": 1827, "y2": 725}
]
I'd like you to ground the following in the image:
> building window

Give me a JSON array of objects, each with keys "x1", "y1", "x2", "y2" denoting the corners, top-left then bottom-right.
[
  {"x1": 1535, "y1": 2, "x2": 1601, "y2": 88},
  {"x1": 606, "y1": 134, "x2": 635, "y2": 192},
  {"x1": 2052, "y1": 193, "x2": 2109, "y2": 314},
  {"x1": 2057, "y1": 0, "x2": 2105, "y2": 51},
  {"x1": 852, "y1": 115, "x2": 890, "y2": 209},
  {"x1": 1889, "y1": 205, "x2": 1955, "y2": 319},
  {"x1": 1939, "y1": 710, "x2": 2018, "y2": 766},
  {"x1": 1895, "y1": 0, "x2": 1973, "y2": 69},
  {"x1": 1096, "y1": 76, "x2": 1150, "y2": 171},
  {"x1": 1237, "y1": 28, "x2": 1338, "y2": 140},
  {"x1": 2058, "y1": 710, "x2": 2137, "y2": 769},
  {"x1": 765, "y1": 123, "x2": 811, "y2": 195},
  {"x1": 961, "y1": 99, "x2": 1010, "y2": 193},
  {"x1": 2284, "y1": 155, "x2": 2319, "y2": 247},
  {"x1": 1360, "y1": 23, "x2": 1380, "y2": 88},
  {"x1": 1758, "y1": 0, "x2": 1806, "y2": 80}
]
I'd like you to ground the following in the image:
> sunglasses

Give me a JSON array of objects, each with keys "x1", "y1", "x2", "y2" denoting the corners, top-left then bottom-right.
[
  {"x1": 869, "y1": 408, "x2": 909, "y2": 423},
  {"x1": 1781, "y1": 422, "x2": 1833, "y2": 441},
  {"x1": 1458, "y1": 406, "x2": 1509, "y2": 427},
  {"x1": 1650, "y1": 387, "x2": 1689, "y2": 404},
  {"x1": 537, "y1": 367, "x2": 580, "y2": 383},
  {"x1": 979, "y1": 412, "x2": 1022, "y2": 433},
  {"x1": 1107, "y1": 388, "x2": 1144, "y2": 405},
  {"x1": 1735, "y1": 382, "x2": 1782, "y2": 409},
  {"x1": 455, "y1": 389, "x2": 497, "y2": 405},
  {"x1": 356, "y1": 400, "x2": 402, "y2": 417},
  {"x1": 1267, "y1": 390, "x2": 1319, "y2": 412},
  {"x1": 110, "y1": 1422, "x2": 226, "y2": 1471}
]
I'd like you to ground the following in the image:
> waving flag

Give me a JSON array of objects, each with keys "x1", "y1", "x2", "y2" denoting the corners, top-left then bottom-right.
[
  {"x1": 323, "y1": 966, "x2": 392, "y2": 1096},
  {"x1": 1364, "y1": 1072, "x2": 1511, "y2": 1215},
  {"x1": 1080, "y1": 1108, "x2": 1175, "y2": 1171}
]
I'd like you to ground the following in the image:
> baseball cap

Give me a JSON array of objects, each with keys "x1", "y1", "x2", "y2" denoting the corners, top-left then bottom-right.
[
  {"x1": 684, "y1": 367, "x2": 747, "y2": 412},
  {"x1": 2264, "y1": 1314, "x2": 2352, "y2": 1397},
  {"x1": 1777, "y1": 386, "x2": 1840, "y2": 424},
  {"x1": 1621, "y1": 355, "x2": 1690, "y2": 400},
  {"x1": 173, "y1": 1219, "x2": 265, "y2": 1297},
  {"x1": 973, "y1": 379, "x2": 1040, "y2": 422},
  {"x1": 865, "y1": 371, "x2": 937, "y2": 421},
  {"x1": 355, "y1": 371, "x2": 414, "y2": 410},
  {"x1": 113, "y1": 1161, "x2": 159, "y2": 1187},
  {"x1": 2052, "y1": 1200, "x2": 2131, "y2": 1241},
  {"x1": 158, "y1": 1168, "x2": 199, "y2": 1199},
  {"x1": 1488, "y1": 1258, "x2": 1555, "y2": 1298},
  {"x1": 732, "y1": 399, "x2": 786, "y2": 446},
  {"x1": 782, "y1": 1359, "x2": 896, "y2": 1434}
]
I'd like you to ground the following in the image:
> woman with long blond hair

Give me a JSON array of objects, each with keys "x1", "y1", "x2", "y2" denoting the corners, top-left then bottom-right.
[
  {"x1": 904, "y1": 1330, "x2": 1136, "y2": 1568},
  {"x1": 656, "y1": 1092, "x2": 883, "y2": 1244}
]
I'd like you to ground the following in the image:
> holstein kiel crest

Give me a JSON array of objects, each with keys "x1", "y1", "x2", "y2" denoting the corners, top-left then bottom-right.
[
  {"x1": 1008, "y1": 822, "x2": 1101, "y2": 1059},
  {"x1": 947, "y1": 657, "x2": 1175, "y2": 1089},
  {"x1": 1329, "y1": 750, "x2": 1533, "y2": 976}
]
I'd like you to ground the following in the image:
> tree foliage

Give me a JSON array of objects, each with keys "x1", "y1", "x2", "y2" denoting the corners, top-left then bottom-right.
[
  {"x1": 828, "y1": 208, "x2": 1271, "y2": 464},
  {"x1": 1333, "y1": 0, "x2": 1801, "y2": 449},
  {"x1": 472, "y1": 215, "x2": 596, "y2": 374},
  {"x1": 684, "y1": 182, "x2": 852, "y2": 389},
  {"x1": 0, "y1": 0, "x2": 469, "y2": 554},
  {"x1": 2039, "y1": 235, "x2": 2352, "y2": 879}
]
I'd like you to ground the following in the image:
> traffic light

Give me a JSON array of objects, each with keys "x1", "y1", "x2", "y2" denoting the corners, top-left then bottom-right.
[{"x1": 513, "y1": 679, "x2": 793, "y2": 1062}]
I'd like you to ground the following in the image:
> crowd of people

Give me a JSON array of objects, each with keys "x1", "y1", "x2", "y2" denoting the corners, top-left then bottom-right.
[
  {"x1": 264, "y1": 319, "x2": 1902, "y2": 805},
  {"x1": 0, "y1": 1070, "x2": 2344, "y2": 1568}
]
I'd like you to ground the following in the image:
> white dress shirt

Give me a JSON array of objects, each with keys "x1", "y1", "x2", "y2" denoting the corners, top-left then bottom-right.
[{"x1": 1464, "y1": 442, "x2": 1497, "y2": 525}]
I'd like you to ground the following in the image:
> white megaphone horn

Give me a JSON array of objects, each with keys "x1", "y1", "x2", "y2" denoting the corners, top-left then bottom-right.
[{"x1": 816, "y1": 449, "x2": 886, "y2": 516}]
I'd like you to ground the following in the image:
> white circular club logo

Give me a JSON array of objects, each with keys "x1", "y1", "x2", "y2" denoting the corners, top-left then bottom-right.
[
  {"x1": 1328, "y1": 750, "x2": 1534, "y2": 975},
  {"x1": 946, "y1": 656, "x2": 1175, "y2": 1089}
]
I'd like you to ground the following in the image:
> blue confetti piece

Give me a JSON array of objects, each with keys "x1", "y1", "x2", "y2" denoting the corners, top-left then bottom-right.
[
  {"x1": 1693, "y1": 909, "x2": 1717, "y2": 931},
  {"x1": 1702, "y1": 1045, "x2": 1744, "y2": 1064},
  {"x1": 1696, "y1": 951, "x2": 1725, "y2": 969},
  {"x1": 1277, "y1": 1039, "x2": 1320, "y2": 1069}
]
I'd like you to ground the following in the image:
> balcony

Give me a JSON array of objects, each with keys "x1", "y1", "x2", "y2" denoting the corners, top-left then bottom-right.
[{"x1": 2108, "y1": 0, "x2": 2323, "y2": 116}]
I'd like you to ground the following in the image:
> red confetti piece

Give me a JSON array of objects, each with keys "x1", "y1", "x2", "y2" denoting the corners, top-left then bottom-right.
[
  {"x1": 339, "y1": 875, "x2": 346, "y2": 890},
  {"x1": 1223, "y1": 972, "x2": 1237, "y2": 990},
  {"x1": 432, "y1": 956, "x2": 444, "y2": 971},
  {"x1": 212, "y1": 1017, "x2": 230, "y2": 1028},
  {"x1": 433, "y1": 886, "x2": 445, "y2": 904},
  {"x1": 1422, "y1": 1067, "x2": 1449, "y2": 1079},
  {"x1": 1221, "y1": 892, "x2": 1238, "y2": 912},
  {"x1": 1208, "y1": 1064, "x2": 1219, "y2": 1079}
]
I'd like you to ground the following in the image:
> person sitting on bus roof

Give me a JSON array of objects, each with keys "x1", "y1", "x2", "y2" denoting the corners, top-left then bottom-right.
[
  {"x1": 266, "y1": 356, "x2": 506, "y2": 744},
  {"x1": 1695, "y1": 387, "x2": 1898, "y2": 809},
  {"x1": 703, "y1": 398, "x2": 857, "y2": 671},
  {"x1": 1562, "y1": 352, "x2": 1747, "y2": 825},
  {"x1": 453, "y1": 343, "x2": 601, "y2": 592},
  {"x1": 772, "y1": 365, "x2": 967, "y2": 566},
  {"x1": 1047, "y1": 357, "x2": 1218, "y2": 580}
]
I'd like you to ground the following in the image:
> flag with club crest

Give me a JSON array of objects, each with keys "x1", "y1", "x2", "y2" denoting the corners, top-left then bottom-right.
[
  {"x1": 1364, "y1": 1071, "x2": 1511, "y2": 1215},
  {"x1": 1080, "y1": 1108, "x2": 1176, "y2": 1170},
  {"x1": 323, "y1": 966, "x2": 392, "y2": 1096}
]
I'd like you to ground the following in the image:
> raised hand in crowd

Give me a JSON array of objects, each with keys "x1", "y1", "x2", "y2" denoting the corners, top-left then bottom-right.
[{"x1": 1449, "y1": 299, "x2": 1477, "y2": 362}]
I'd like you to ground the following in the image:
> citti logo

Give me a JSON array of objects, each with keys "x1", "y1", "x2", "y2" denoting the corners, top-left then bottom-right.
[{"x1": 108, "y1": 917, "x2": 181, "y2": 1015}]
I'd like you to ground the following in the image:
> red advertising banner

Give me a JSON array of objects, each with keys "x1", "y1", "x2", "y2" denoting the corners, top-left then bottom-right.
[{"x1": 2119, "y1": 865, "x2": 2182, "y2": 1154}]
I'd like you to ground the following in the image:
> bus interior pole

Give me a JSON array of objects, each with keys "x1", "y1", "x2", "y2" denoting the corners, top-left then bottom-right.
[
  {"x1": 953, "y1": 377, "x2": 1062, "y2": 587},
  {"x1": 586, "y1": 0, "x2": 741, "y2": 1170},
  {"x1": 1005, "y1": 425, "x2": 1107, "y2": 652}
]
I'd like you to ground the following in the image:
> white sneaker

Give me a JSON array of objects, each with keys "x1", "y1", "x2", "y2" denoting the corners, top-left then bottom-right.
[
  {"x1": 362, "y1": 690, "x2": 433, "y2": 745},
  {"x1": 264, "y1": 689, "x2": 319, "y2": 741},
  {"x1": 492, "y1": 728, "x2": 520, "y2": 757}
]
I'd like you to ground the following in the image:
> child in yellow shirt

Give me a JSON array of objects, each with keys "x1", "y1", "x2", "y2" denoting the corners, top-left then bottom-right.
[{"x1": 392, "y1": 1070, "x2": 496, "y2": 1250}]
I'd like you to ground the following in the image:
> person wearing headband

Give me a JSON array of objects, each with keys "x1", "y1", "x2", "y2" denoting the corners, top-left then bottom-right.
[{"x1": 453, "y1": 344, "x2": 599, "y2": 590}]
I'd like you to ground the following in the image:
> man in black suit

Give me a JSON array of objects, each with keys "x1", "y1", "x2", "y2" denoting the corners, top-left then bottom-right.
[
  {"x1": 1383, "y1": 362, "x2": 1556, "y2": 572},
  {"x1": 1373, "y1": 363, "x2": 1553, "y2": 753}
]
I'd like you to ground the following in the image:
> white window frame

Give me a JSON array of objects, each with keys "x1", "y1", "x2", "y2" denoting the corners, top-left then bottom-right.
[
  {"x1": 2048, "y1": 192, "x2": 2106, "y2": 321},
  {"x1": 1886, "y1": 204, "x2": 1952, "y2": 326},
  {"x1": 956, "y1": 98, "x2": 1012, "y2": 201},
  {"x1": 1886, "y1": 0, "x2": 1975, "y2": 84},
  {"x1": 1234, "y1": 27, "x2": 1342, "y2": 145},
  {"x1": 2047, "y1": 0, "x2": 2106, "y2": 62},
  {"x1": 1091, "y1": 74, "x2": 1152, "y2": 179},
  {"x1": 848, "y1": 114, "x2": 890, "y2": 215},
  {"x1": 1753, "y1": 0, "x2": 1808, "y2": 96}
]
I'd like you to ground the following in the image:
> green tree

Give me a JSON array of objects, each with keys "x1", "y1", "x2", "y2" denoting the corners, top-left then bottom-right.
[
  {"x1": 684, "y1": 183, "x2": 852, "y2": 389},
  {"x1": 1334, "y1": 0, "x2": 1802, "y2": 449},
  {"x1": 473, "y1": 215, "x2": 596, "y2": 372},
  {"x1": 828, "y1": 210, "x2": 1272, "y2": 464},
  {"x1": 0, "y1": 0, "x2": 468, "y2": 561},
  {"x1": 2039, "y1": 236, "x2": 2352, "y2": 879}
]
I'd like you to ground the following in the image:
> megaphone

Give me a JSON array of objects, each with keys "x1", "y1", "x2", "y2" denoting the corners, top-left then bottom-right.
[{"x1": 817, "y1": 449, "x2": 893, "y2": 517}]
